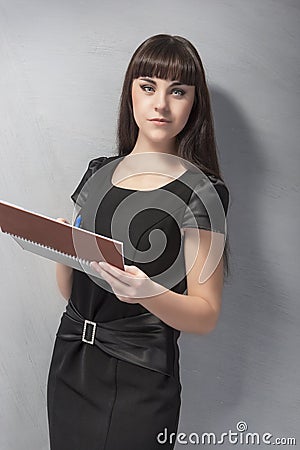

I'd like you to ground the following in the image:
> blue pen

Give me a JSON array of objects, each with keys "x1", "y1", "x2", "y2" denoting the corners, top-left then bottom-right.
[{"x1": 74, "y1": 215, "x2": 82, "y2": 228}]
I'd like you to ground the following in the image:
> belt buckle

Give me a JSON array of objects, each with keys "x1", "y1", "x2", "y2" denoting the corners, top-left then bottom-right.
[{"x1": 82, "y1": 319, "x2": 96, "y2": 345}]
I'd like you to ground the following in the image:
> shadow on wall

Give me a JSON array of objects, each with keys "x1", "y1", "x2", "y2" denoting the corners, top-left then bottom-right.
[{"x1": 177, "y1": 85, "x2": 283, "y2": 445}]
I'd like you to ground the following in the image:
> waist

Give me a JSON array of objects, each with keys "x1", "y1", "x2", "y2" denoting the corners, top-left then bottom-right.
[{"x1": 56, "y1": 299, "x2": 177, "y2": 377}]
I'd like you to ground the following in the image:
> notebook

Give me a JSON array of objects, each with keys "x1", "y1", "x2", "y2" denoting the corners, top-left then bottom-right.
[{"x1": 0, "y1": 200, "x2": 125, "y2": 277}]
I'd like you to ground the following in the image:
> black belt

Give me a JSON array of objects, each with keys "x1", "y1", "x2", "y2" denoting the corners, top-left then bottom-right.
[{"x1": 56, "y1": 299, "x2": 174, "y2": 377}]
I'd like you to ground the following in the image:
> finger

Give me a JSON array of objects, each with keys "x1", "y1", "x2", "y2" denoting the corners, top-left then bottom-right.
[
  {"x1": 117, "y1": 295, "x2": 136, "y2": 304},
  {"x1": 90, "y1": 262, "x2": 133, "y2": 294},
  {"x1": 124, "y1": 265, "x2": 140, "y2": 275},
  {"x1": 98, "y1": 262, "x2": 137, "y2": 285},
  {"x1": 101, "y1": 271, "x2": 133, "y2": 297}
]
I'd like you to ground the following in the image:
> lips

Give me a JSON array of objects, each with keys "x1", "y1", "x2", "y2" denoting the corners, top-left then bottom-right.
[{"x1": 149, "y1": 118, "x2": 171, "y2": 123}]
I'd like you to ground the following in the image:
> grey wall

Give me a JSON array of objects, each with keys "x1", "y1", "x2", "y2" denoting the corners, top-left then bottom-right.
[{"x1": 0, "y1": 1, "x2": 299, "y2": 449}]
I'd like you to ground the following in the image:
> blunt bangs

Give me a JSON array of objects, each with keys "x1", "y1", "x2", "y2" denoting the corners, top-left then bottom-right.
[{"x1": 130, "y1": 42, "x2": 198, "y2": 86}]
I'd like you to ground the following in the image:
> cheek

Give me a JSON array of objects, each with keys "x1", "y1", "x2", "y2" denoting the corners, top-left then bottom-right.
[
  {"x1": 179, "y1": 91, "x2": 196, "y2": 125},
  {"x1": 132, "y1": 91, "x2": 137, "y2": 112},
  {"x1": 132, "y1": 90, "x2": 146, "y2": 123},
  {"x1": 132, "y1": 92, "x2": 141, "y2": 124},
  {"x1": 177, "y1": 102, "x2": 194, "y2": 128}
]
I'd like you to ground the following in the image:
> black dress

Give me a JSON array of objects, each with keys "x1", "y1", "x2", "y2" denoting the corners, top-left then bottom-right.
[{"x1": 47, "y1": 155, "x2": 229, "y2": 450}]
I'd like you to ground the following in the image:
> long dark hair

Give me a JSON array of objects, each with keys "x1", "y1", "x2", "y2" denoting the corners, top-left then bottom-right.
[{"x1": 116, "y1": 34, "x2": 230, "y2": 279}]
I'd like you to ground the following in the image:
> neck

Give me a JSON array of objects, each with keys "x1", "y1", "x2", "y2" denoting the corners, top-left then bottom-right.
[
  {"x1": 122, "y1": 152, "x2": 184, "y2": 174},
  {"x1": 130, "y1": 132, "x2": 178, "y2": 157}
]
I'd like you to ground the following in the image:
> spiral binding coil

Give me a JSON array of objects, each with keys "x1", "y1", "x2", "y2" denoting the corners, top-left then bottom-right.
[{"x1": 4, "y1": 231, "x2": 91, "y2": 266}]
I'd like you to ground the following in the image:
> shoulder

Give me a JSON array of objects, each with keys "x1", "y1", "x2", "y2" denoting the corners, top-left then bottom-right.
[
  {"x1": 86, "y1": 155, "x2": 108, "y2": 173},
  {"x1": 189, "y1": 172, "x2": 230, "y2": 216},
  {"x1": 206, "y1": 174, "x2": 230, "y2": 214},
  {"x1": 83, "y1": 154, "x2": 120, "y2": 180},
  {"x1": 70, "y1": 155, "x2": 111, "y2": 206},
  {"x1": 86, "y1": 154, "x2": 122, "y2": 174}
]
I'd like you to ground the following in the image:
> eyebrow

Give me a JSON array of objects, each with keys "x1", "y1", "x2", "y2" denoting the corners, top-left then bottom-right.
[{"x1": 138, "y1": 77, "x2": 187, "y2": 87}]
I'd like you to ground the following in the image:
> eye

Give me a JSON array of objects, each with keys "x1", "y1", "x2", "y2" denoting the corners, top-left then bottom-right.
[
  {"x1": 140, "y1": 84, "x2": 154, "y2": 93},
  {"x1": 172, "y1": 88, "x2": 185, "y2": 96},
  {"x1": 139, "y1": 84, "x2": 186, "y2": 96}
]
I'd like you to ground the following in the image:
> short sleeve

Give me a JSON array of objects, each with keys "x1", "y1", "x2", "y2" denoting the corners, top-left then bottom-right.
[
  {"x1": 181, "y1": 174, "x2": 229, "y2": 234},
  {"x1": 70, "y1": 156, "x2": 107, "y2": 208}
]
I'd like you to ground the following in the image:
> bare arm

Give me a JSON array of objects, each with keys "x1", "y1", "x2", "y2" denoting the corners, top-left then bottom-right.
[
  {"x1": 138, "y1": 229, "x2": 225, "y2": 334},
  {"x1": 55, "y1": 218, "x2": 74, "y2": 301},
  {"x1": 91, "y1": 229, "x2": 225, "y2": 334},
  {"x1": 56, "y1": 262, "x2": 73, "y2": 301}
]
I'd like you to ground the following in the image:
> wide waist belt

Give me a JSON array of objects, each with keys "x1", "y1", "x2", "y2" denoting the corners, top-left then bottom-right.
[{"x1": 56, "y1": 300, "x2": 174, "y2": 377}]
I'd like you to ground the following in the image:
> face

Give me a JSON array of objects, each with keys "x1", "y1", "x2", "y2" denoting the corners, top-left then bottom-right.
[{"x1": 131, "y1": 76, "x2": 195, "y2": 145}]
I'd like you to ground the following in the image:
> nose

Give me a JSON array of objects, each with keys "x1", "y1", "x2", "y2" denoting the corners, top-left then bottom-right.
[{"x1": 154, "y1": 90, "x2": 169, "y2": 111}]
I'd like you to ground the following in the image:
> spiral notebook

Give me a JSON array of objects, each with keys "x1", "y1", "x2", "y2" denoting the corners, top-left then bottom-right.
[{"x1": 0, "y1": 200, "x2": 125, "y2": 276}]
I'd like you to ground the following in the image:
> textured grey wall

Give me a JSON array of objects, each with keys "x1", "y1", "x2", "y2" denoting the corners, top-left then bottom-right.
[{"x1": 0, "y1": 1, "x2": 299, "y2": 449}]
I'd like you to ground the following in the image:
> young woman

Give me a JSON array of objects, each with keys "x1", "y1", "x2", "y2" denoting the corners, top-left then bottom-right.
[{"x1": 47, "y1": 34, "x2": 230, "y2": 450}]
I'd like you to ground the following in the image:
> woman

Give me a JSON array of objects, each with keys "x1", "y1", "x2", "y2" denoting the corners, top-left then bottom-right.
[{"x1": 47, "y1": 34, "x2": 230, "y2": 450}]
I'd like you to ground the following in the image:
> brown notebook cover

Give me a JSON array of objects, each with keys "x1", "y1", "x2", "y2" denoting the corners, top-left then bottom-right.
[{"x1": 0, "y1": 200, "x2": 125, "y2": 276}]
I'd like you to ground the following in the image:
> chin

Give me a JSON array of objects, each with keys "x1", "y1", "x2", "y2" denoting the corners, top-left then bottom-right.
[{"x1": 148, "y1": 136, "x2": 172, "y2": 145}]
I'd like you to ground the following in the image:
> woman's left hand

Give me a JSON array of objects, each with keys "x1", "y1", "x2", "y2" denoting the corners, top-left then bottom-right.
[{"x1": 90, "y1": 261, "x2": 162, "y2": 304}]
